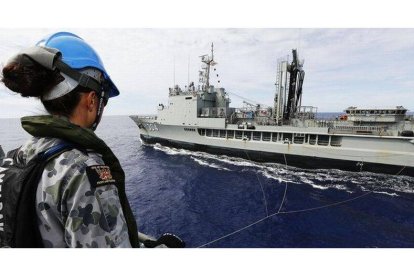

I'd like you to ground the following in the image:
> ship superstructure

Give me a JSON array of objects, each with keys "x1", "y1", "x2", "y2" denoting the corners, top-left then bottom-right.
[{"x1": 131, "y1": 45, "x2": 414, "y2": 177}]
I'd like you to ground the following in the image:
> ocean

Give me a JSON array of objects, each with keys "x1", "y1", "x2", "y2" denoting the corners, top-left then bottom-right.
[{"x1": 1, "y1": 115, "x2": 414, "y2": 248}]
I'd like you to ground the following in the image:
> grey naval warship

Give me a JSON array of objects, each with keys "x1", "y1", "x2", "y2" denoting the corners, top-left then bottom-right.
[{"x1": 131, "y1": 45, "x2": 414, "y2": 177}]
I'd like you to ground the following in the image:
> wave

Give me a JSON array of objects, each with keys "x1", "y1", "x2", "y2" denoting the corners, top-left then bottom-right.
[
  {"x1": 146, "y1": 143, "x2": 414, "y2": 196},
  {"x1": 373, "y1": 191, "x2": 399, "y2": 197},
  {"x1": 190, "y1": 157, "x2": 232, "y2": 171}
]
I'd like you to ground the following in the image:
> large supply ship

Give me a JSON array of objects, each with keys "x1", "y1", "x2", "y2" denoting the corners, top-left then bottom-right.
[{"x1": 131, "y1": 45, "x2": 414, "y2": 177}]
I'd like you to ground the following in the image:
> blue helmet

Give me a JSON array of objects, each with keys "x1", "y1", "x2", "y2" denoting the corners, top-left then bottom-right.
[{"x1": 37, "y1": 32, "x2": 120, "y2": 98}]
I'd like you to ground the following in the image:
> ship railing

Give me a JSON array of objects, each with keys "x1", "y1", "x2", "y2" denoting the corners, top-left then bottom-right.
[
  {"x1": 295, "y1": 106, "x2": 318, "y2": 120},
  {"x1": 315, "y1": 120, "x2": 335, "y2": 128},
  {"x1": 329, "y1": 125, "x2": 390, "y2": 136},
  {"x1": 131, "y1": 115, "x2": 158, "y2": 120}
]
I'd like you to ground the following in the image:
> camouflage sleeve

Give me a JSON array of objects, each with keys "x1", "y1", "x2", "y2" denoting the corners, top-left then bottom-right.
[
  {"x1": 63, "y1": 168, "x2": 132, "y2": 248},
  {"x1": 37, "y1": 149, "x2": 132, "y2": 248}
]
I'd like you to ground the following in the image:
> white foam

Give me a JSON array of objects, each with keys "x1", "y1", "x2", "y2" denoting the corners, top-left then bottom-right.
[
  {"x1": 149, "y1": 143, "x2": 414, "y2": 195},
  {"x1": 331, "y1": 184, "x2": 353, "y2": 193},
  {"x1": 151, "y1": 143, "x2": 264, "y2": 169},
  {"x1": 373, "y1": 191, "x2": 399, "y2": 197},
  {"x1": 198, "y1": 153, "x2": 265, "y2": 169},
  {"x1": 261, "y1": 170, "x2": 296, "y2": 184},
  {"x1": 152, "y1": 143, "x2": 187, "y2": 155},
  {"x1": 190, "y1": 157, "x2": 231, "y2": 171},
  {"x1": 308, "y1": 183, "x2": 330, "y2": 190},
  {"x1": 299, "y1": 177, "x2": 315, "y2": 185}
]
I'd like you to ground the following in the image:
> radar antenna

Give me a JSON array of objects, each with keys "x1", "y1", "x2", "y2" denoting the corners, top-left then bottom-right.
[{"x1": 198, "y1": 43, "x2": 217, "y2": 91}]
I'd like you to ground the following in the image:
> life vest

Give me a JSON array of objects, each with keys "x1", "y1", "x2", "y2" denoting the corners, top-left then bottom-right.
[{"x1": 0, "y1": 143, "x2": 76, "y2": 247}]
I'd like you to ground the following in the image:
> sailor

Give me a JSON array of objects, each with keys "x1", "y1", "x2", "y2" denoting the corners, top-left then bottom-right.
[{"x1": 0, "y1": 32, "x2": 138, "y2": 248}]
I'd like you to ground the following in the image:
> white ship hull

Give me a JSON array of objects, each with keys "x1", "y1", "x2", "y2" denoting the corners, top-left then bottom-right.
[{"x1": 132, "y1": 117, "x2": 414, "y2": 177}]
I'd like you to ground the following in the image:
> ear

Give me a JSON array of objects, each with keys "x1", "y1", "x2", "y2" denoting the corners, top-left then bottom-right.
[{"x1": 86, "y1": 91, "x2": 96, "y2": 112}]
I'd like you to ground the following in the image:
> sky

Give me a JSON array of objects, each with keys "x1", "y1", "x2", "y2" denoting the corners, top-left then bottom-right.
[{"x1": 0, "y1": 28, "x2": 413, "y2": 118}]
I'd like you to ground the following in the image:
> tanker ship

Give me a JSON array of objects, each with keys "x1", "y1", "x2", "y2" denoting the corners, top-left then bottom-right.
[{"x1": 131, "y1": 45, "x2": 414, "y2": 177}]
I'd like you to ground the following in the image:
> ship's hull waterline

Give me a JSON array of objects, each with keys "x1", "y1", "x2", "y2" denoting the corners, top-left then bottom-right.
[{"x1": 136, "y1": 122, "x2": 414, "y2": 177}]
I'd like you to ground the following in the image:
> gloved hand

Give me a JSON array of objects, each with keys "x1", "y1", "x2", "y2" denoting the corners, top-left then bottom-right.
[{"x1": 143, "y1": 233, "x2": 185, "y2": 248}]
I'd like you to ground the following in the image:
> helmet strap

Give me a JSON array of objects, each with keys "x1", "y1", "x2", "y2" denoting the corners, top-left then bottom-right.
[
  {"x1": 55, "y1": 59, "x2": 102, "y2": 93},
  {"x1": 91, "y1": 90, "x2": 106, "y2": 131}
]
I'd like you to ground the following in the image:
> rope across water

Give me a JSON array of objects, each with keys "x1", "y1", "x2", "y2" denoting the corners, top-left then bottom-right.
[{"x1": 197, "y1": 153, "x2": 404, "y2": 248}]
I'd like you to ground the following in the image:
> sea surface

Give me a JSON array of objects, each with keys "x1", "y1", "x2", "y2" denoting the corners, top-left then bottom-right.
[{"x1": 1, "y1": 115, "x2": 414, "y2": 248}]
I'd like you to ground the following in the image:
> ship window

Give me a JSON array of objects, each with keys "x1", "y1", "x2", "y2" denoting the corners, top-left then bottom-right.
[
  {"x1": 206, "y1": 129, "x2": 213, "y2": 137},
  {"x1": 318, "y1": 135, "x2": 329, "y2": 146},
  {"x1": 227, "y1": 130, "x2": 234, "y2": 139},
  {"x1": 219, "y1": 130, "x2": 226, "y2": 138},
  {"x1": 294, "y1": 135, "x2": 305, "y2": 144},
  {"x1": 253, "y1": 132, "x2": 261, "y2": 141},
  {"x1": 282, "y1": 133, "x2": 292, "y2": 142},
  {"x1": 346, "y1": 110, "x2": 350, "y2": 114},
  {"x1": 370, "y1": 110, "x2": 374, "y2": 114},
  {"x1": 235, "y1": 131, "x2": 243, "y2": 139},
  {"x1": 309, "y1": 134, "x2": 317, "y2": 145},
  {"x1": 272, "y1": 133, "x2": 278, "y2": 142},
  {"x1": 198, "y1": 129, "x2": 206, "y2": 136},
  {"x1": 185, "y1": 97, "x2": 192, "y2": 100},
  {"x1": 262, "y1": 132, "x2": 271, "y2": 142},
  {"x1": 244, "y1": 131, "x2": 252, "y2": 140},
  {"x1": 330, "y1": 136, "x2": 342, "y2": 147},
  {"x1": 213, "y1": 129, "x2": 219, "y2": 137}
]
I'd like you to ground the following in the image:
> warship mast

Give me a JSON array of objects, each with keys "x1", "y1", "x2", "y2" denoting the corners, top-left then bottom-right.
[{"x1": 199, "y1": 43, "x2": 216, "y2": 91}]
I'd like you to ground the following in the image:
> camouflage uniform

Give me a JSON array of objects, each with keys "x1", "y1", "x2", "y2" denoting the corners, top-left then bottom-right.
[{"x1": 16, "y1": 136, "x2": 131, "y2": 248}]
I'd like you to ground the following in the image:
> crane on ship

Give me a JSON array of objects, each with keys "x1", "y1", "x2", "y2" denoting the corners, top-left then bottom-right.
[
  {"x1": 284, "y1": 49, "x2": 305, "y2": 120},
  {"x1": 274, "y1": 49, "x2": 306, "y2": 124}
]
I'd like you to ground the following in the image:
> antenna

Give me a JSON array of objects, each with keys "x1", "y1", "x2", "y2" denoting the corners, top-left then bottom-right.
[
  {"x1": 206, "y1": 43, "x2": 214, "y2": 88},
  {"x1": 173, "y1": 55, "x2": 176, "y2": 88},
  {"x1": 187, "y1": 54, "x2": 190, "y2": 89},
  {"x1": 198, "y1": 43, "x2": 216, "y2": 91}
]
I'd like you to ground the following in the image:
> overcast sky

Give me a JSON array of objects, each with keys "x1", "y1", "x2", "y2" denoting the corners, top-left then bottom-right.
[{"x1": 0, "y1": 28, "x2": 413, "y2": 118}]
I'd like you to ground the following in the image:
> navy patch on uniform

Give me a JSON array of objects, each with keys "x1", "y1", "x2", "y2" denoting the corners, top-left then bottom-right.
[{"x1": 86, "y1": 165, "x2": 116, "y2": 188}]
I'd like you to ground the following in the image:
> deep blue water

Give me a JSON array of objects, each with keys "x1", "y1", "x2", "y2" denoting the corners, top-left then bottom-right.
[{"x1": 1, "y1": 115, "x2": 414, "y2": 248}]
